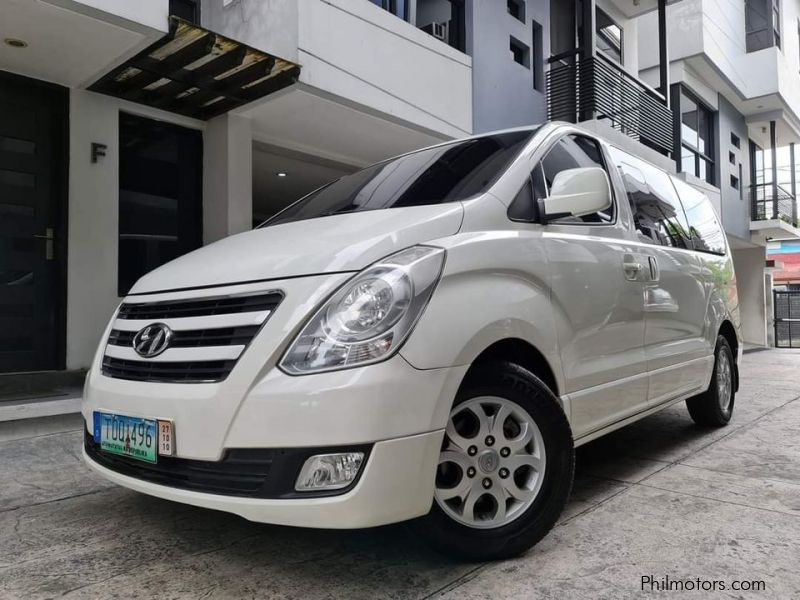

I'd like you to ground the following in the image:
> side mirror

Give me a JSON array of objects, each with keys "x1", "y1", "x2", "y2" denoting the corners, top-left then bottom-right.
[{"x1": 542, "y1": 167, "x2": 612, "y2": 221}]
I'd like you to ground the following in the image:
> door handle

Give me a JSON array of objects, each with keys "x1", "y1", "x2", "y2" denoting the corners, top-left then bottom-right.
[
  {"x1": 33, "y1": 228, "x2": 54, "y2": 260},
  {"x1": 623, "y1": 261, "x2": 643, "y2": 271},
  {"x1": 648, "y1": 256, "x2": 660, "y2": 281}
]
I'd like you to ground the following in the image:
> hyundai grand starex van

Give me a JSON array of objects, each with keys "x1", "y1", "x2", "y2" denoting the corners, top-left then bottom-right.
[{"x1": 83, "y1": 122, "x2": 741, "y2": 560}]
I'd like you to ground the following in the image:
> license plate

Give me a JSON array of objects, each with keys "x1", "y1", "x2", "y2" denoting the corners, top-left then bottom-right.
[{"x1": 93, "y1": 412, "x2": 171, "y2": 463}]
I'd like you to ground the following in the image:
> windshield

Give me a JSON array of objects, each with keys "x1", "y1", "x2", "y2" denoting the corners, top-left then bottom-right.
[{"x1": 262, "y1": 129, "x2": 536, "y2": 226}]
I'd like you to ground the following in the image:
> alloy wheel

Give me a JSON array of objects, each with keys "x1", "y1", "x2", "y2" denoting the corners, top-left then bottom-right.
[
  {"x1": 717, "y1": 350, "x2": 733, "y2": 412},
  {"x1": 434, "y1": 396, "x2": 546, "y2": 529}
]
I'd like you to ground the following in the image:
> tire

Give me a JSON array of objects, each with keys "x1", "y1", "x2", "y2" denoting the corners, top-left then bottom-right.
[
  {"x1": 686, "y1": 335, "x2": 735, "y2": 427},
  {"x1": 414, "y1": 360, "x2": 574, "y2": 561}
]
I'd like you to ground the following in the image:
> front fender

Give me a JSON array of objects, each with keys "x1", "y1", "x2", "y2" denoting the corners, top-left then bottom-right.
[{"x1": 399, "y1": 235, "x2": 560, "y2": 391}]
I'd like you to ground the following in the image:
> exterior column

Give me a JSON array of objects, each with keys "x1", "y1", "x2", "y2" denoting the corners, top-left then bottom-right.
[
  {"x1": 770, "y1": 120, "x2": 779, "y2": 219},
  {"x1": 790, "y1": 142, "x2": 797, "y2": 226},
  {"x1": 578, "y1": 0, "x2": 597, "y2": 122},
  {"x1": 658, "y1": 0, "x2": 669, "y2": 107},
  {"x1": 203, "y1": 113, "x2": 253, "y2": 244}
]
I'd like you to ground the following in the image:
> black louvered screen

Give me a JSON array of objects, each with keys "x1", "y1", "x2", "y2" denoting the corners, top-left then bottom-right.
[{"x1": 547, "y1": 53, "x2": 673, "y2": 156}]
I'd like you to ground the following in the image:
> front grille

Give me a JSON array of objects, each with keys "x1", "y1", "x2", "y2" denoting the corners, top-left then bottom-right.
[
  {"x1": 116, "y1": 294, "x2": 281, "y2": 320},
  {"x1": 84, "y1": 429, "x2": 371, "y2": 499},
  {"x1": 107, "y1": 325, "x2": 261, "y2": 348},
  {"x1": 101, "y1": 291, "x2": 282, "y2": 384},
  {"x1": 102, "y1": 356, "x2": 237, "y2": 383}
]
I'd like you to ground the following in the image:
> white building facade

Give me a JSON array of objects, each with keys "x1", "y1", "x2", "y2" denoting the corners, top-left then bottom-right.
[
  {"x1": 1, "y1": 0, "x2": 787, "y2": 384},
  {"x1": 637, "y1": 0, "x2": 800, "y2": 347},
  {"x1": 0, "y1": 0, "x2": 472, "y2": 376}
]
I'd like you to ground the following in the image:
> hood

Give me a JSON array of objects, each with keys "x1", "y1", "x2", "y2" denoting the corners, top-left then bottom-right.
[{"x1": 130, "y1": 204, "x2": 464, "y2": 294}]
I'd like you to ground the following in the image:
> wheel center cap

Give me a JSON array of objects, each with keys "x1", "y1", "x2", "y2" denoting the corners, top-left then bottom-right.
[{"x1": 477, "y1": 449, "x2": 500, "y2": 473}]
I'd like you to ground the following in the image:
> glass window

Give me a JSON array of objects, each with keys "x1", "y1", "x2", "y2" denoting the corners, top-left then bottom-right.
[
  {"x1": 169, "y1": 0, "x2": 199, "y2": 23},
  {"x1": 267, "y1": 130, "x2": 535, "y2": 226},
  {"x1": 596, "y1": 8, "x2": 623, "y2": 65},
  {"x1": 510, "y1": 36, "x2": 530, "y2": 68},
  {"x1": 673, "y1": 177, "x2": 727, "y2": 255},
  {"x1": 508, "y1": 0, "x2": 525, "y2": 22},
  {"x1": 679, "y1": 87, "x2": 715, "y2": 185},
  {"x1": 118, "y1": 114, "x2": 203, "y2": 296},
  {"x1": 608, "y1": 147, "x2": 692, "y2": 248},
  {"x1": 369, "y1": 0, "x2": 407, "y2": 20},
  {"x1": 746, "y1": 0, "x2": 781, "y2": 51},
  {"x1": 522, "y1": 135, "x2": 615, "y2": 224}
]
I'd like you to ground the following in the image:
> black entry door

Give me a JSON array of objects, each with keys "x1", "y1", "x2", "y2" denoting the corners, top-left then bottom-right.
[{"x1": 0, "y1": 72, "x2": 68, "y2": 373}]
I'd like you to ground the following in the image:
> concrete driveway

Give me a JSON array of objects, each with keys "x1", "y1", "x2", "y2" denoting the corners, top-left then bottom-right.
[{"x1": 2, "y1": 349, "x2": 799, "y2": 599}]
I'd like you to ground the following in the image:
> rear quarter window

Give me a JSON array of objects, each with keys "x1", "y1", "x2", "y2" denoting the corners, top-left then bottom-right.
[{"x1": 671, "y1": 177, "x2": 727, "y2": 255}]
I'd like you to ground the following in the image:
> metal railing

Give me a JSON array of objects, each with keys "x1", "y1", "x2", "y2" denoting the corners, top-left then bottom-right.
[
  {"x1": 750, "y1": 182, "x2": 798, "y2": 227},
  {"x1": 546, "y1": 50, "x2": 674, "y2": 155}
]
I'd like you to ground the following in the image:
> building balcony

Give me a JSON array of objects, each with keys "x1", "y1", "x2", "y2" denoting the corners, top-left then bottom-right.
[
  {"x1": 205, "y1": 0, "x2": 472, "y2": 150},
  {"x1": 546, "y1": 50, "x2": 674, "y2": 156},
  {"x1": 750, "y1": 183, "x2": 800, "y2": 242}
]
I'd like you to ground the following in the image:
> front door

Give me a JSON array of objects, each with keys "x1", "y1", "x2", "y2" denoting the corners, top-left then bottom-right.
[
  {"x1": 534, "y1": 134, "x2": 649, "y2": 439},
  {"x1": 0, "y1": 71, "x2": 67, "y2": 372}
]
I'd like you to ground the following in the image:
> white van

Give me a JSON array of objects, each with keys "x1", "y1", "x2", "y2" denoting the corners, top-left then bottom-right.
[{"x1": 83, "y1": 123, "x2": 741, "y2": 560}]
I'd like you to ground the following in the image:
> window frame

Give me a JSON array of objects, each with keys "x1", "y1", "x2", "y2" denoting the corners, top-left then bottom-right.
[
  {"x1": 507, "y1": 0, "x2": 525, "y2": 23},
  {"x1": 671, "y1": 176, "x2": 728, "y2": 256},
  {"x1": 609, "y1": 145, "x2": 694, "y2": 250},
  {"x1": 595, "y1": 7, "x2": 624, "y2": 66},
  {"x1": 506, "y1": 133, "x2": 618, "y2": 227},
  {"x1": 676, "y1": 86, "x2": 716, "y2": 185},
  {"x1": 169, "y1": 0, "x2": 200, "y2": 24},
  {"x1": 117, "y1": 112, "x2": 203, "y2": 296}
]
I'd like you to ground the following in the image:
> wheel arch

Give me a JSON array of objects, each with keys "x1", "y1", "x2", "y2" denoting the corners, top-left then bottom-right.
[
  {"x1": 718, "y1": 319, "x2": 740, "y2": 392},
  {"x1": 463, "y1": 338, "x2": 560, "y2": 400}
]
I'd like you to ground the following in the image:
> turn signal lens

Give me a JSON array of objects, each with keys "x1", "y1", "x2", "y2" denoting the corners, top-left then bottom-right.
[{"x1": 295, "y1": 452, "x2": 365, "y2": 491}]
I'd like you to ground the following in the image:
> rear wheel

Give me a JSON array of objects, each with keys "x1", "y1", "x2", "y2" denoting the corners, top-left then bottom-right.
[
  {"x1": 686, "y1": 335, "x2": 735, "y2": 427},
  {"x1": 415, "y1": 361, "x2": 574, "y2": 561}
]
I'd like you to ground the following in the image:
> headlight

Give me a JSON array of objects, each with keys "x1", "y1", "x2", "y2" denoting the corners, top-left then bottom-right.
[{"x1": 280, "y1": 245, "x2": 445, "y2": 374}]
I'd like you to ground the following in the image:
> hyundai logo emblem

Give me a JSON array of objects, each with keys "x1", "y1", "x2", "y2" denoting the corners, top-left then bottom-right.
[{"x1": 132, "y1": 323, "x2": 172, "y2": 358}]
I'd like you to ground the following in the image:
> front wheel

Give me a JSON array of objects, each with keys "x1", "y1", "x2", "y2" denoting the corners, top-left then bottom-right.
[
  {"x1": 415, "y1": 361, "x2": 574, "y2": 561},
  {"x1": 686, "y1": 335, "x2": 735, "y2": 427}
]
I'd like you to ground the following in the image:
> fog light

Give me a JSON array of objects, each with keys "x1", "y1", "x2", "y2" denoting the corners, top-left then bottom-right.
[{"x1": 295, "y1": 452, "x2": 365, "y2": 491}]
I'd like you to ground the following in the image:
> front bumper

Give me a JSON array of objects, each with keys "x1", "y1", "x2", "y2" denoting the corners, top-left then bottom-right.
[
  {"x1": 83, "y1": 430, "x2": 444, "y2": 528},
  {"x1": 83, "y1": 273, "x2": 469, "y2": 527}
]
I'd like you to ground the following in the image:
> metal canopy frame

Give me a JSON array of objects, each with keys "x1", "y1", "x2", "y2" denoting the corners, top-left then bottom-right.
[{"x1": 89, "y1": 17, "x2": 301, "y2": 121}]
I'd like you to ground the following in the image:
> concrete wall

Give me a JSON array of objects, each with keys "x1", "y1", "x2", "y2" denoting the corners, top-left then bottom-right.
[
  {"x1": 717, "y1": 94, "x2": 751, "y2": 239},
  {"x1": 57, "y1": 0, "x2": 168, "y2": 33},
  {"x1": 468, "y1": 0, "x2": 549, "y2": 133},
  {"x1": 203, "y1": 0, "x2": 472, "y2": 138},
  {"x1": 200, "y1": 0, "x2": 300, "y2": 63},
  {"x1": 203, "y1": 114, "x2": 253, "y2": 244},
  {"x1": 66, "y1": 90, "x2": 250, "y2": 369},
  {"x1": 638, "y1": 0, "x2": 800, "y2": 110},
  {"x1": 732, "y1": 247, "x2": 769, "y2": 347}
]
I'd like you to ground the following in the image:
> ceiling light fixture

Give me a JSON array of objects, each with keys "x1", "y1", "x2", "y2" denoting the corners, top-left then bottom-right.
[
  {"x1": 277, "y1": 172, "x2": 287, "y2": 177},
  {"x1": 4, "y1": 38, "x2": 28, "y2": 48}
]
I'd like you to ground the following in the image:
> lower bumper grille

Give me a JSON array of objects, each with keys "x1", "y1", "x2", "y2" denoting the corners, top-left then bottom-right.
[{"x1": 84, "y1": 429, "x2": 370, "y2": 499}]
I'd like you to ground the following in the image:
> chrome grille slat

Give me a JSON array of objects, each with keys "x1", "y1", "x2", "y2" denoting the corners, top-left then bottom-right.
[
  {"x1": 108, "y1": 325, "x2": 261, "y2": 348},
  {"x1": 101, "y1": 291, "x2": 282, "y2": 384},
  {"x1": 117, "y1": 294, "x2": 281, "y2": 320}
]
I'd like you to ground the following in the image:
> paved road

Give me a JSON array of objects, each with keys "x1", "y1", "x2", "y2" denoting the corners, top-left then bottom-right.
[{"x1": 2, "y1": 350, "x2": 799, "y2": 599}]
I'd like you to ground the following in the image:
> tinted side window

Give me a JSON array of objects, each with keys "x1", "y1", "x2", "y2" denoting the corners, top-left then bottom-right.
[
  {"x1": 608, "y1": 148, "x2": 692, "y2": 249},
  {"x1": 535, "y1": 135, "x2": 615, "y2": 224},
  {"x1": 673, "y1": 177, "x2": 726, "y2": 255}
]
